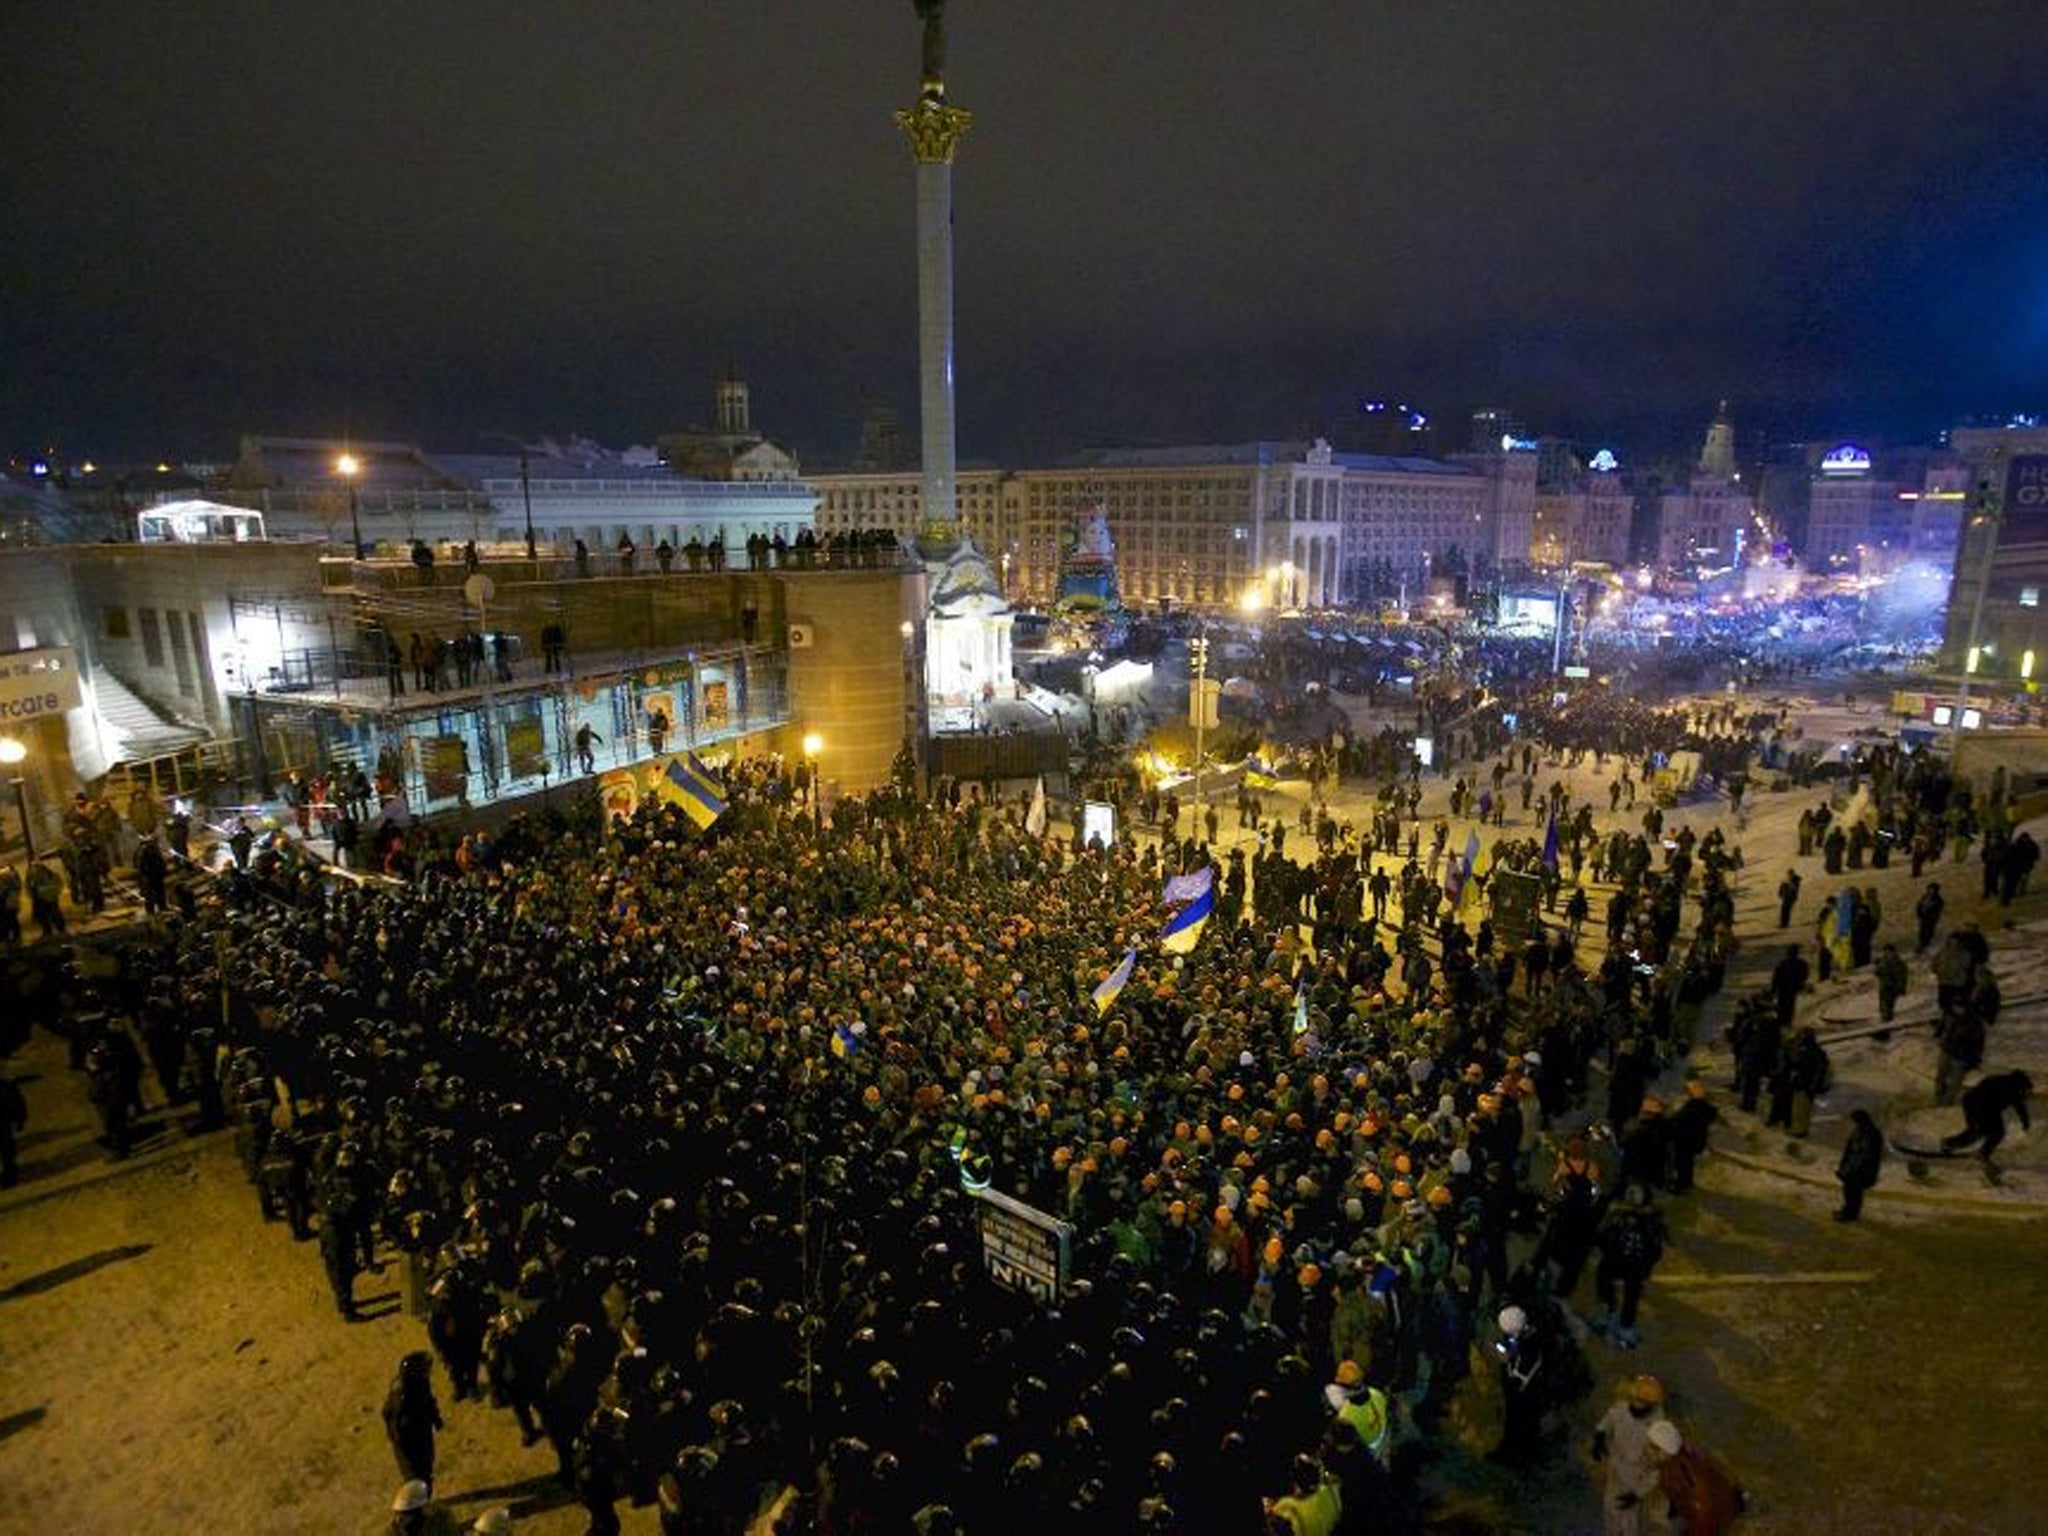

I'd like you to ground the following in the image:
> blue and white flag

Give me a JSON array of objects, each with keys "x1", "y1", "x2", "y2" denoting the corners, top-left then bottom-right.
[
  {"x1": 1541, "y1": 809, "x2": 1560, "y2": 872},
  {"x1": 1161, "y1": 865, "x2": 1214, "y2": 907},
  {"x1": 1161, "y1": 882, "x2": 1215, "y2": 954},
  {"x1": 1093, "y1": 947, "x2": 1138, "y2": 1017}
]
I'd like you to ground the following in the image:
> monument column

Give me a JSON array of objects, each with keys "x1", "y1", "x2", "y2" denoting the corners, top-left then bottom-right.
[{"x1": 897, "y1": 1, "x2": 972, "y2": 532}]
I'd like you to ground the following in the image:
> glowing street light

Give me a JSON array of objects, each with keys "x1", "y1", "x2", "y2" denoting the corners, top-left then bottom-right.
[
  {"x1": 0, "y1": 735, "x2": 34, "y2": 859},
  {"x1": 801, "y1": 733, "x2": 824, "y2": 830},
  {"x1": 335, "y1": 452, "x2": 365, "y2": 558}
]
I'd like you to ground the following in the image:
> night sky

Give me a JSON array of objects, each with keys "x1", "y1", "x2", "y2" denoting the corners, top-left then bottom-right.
[{"x1": 6, "y1": 1, "x2": 2048, "y2": 468}]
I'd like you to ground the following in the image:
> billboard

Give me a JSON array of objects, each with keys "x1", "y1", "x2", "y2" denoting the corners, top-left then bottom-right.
[
  {"x1": 2008, "y1": 455, "x2": 2048, "y2": 545},
  {"x1": 0, "y1": 646, "x2": 84, "y2": 722}
]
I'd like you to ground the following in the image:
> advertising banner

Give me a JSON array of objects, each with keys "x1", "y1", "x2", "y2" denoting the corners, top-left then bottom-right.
[
  {"x1": 2006, "y1": 455, "x2": 2048, "y2": 545},
  {"x1": 0, "y1": 646, "x2": 83, "y2": 722},
  {"x1": 505, "y1": 715, "x2": 548, "y2": 780},
  {"x1": 422, "y1": 734, "x2": 470, "y2": 800}
]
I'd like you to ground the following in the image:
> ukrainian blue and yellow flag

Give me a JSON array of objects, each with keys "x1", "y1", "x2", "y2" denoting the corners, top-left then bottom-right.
[
  {"x1": 1541, "y1": 809, "x2": 1560, "y2": 872},
  {"x1": 1160, "y1": 882, "x2": 1215, "y2": 954},
  {"x1": 1453, "y1": 829, "x2": 1483, "y2": 911},
  {"x1": 1093, "y1": 947, "x2": 1138, "y2": 1016},
  {"x1": 831, "y1": 1022, "x2": 863, "y2": 1060},
  {"x1": 659, "y1": 754, "x2": 726, "y2": 829}
]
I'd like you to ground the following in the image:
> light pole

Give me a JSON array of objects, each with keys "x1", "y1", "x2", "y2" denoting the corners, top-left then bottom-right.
[
  {"x1": 1189, "y1": 627, "x2": 1212, "y2": 833},
  {"x1": 1551, "y1": 570, "x2": 1572, "y2": 675},
  {"x1": 802, "y1": 732, "x2": 824, "y2": 831},
  {"x1": 0, "y1": 735, "x2": 32, "y2": 860},
  {"x1": 1953, "y1": 448, "x2": 2006, "y2": 743},
  {"x1": 335, "y1": 452, "x2": 365, "y2": 558},
  {"x1": 518, "y1": 451, "x2": 538, "y2": 561}
]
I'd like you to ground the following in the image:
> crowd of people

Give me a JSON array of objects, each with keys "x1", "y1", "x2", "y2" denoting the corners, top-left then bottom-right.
[{"x1": 6, "y1": 650, "x2": 2041, "y2": 1532}]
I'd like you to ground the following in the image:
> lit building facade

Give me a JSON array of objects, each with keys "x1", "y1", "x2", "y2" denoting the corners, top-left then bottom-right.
[
  {"x1": 1531, "y1": 472, "x2": 1634, "y2": 568},
  {"x1": 1941, "y1": 423, "x2": 2048, "y2": 687},
  {"x1": 1653, "y1": 478, "x2": 1754, "y2": 570},
  {"x1": 812, "y1": 439, "x2": 1531, "y2": 613}
]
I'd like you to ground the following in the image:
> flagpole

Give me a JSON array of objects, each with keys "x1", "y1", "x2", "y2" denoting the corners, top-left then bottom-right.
[{"x1": 1191, "y1": 625, "x2": 1210, "y2": 839}]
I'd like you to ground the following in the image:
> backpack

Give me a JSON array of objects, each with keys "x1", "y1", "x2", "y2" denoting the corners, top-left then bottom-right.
[{"x1": 1664, "y1": 1444, "x2": 1747, "y2": 1531}]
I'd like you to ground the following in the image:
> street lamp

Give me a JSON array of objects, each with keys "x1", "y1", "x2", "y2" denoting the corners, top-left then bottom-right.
[
  {"x1": 1189, "y1": 629, "x2": 1211, "y2": 832},
  {"x1": 802, "y1": 732, "x2": 824, "y2": 830},
  {"x1": 0, "y1": 735, "x2": 33, "y2": 860},
  {"x1": 519, "y1": 451, "x2": 538, "y2": 561},
  {"x1": 335, "y1": 452, "x2": 365, "y2": 558}
]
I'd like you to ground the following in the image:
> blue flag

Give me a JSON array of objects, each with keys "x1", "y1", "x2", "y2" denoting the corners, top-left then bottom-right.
[
  {"x1": 1093, "y1": 947, "x2": 1138, "y2": 1016},
  {"x1": 1161, "y1": 865, "x2": 1214, "y2": 907},
  {"x1": 1541, "y1": 810, "x2": 1559, "y2": 872}
]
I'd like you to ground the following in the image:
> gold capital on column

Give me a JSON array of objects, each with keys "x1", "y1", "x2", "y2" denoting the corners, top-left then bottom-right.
[{"x1": 896, "y1": 98, "x2": 974, "y2": 164}]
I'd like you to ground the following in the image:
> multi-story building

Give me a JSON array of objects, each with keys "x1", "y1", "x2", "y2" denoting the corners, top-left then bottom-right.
[
  {"x1": 812, "y1": 439, "x2": 1529, "y2": 612},
  {"x1": 222, "y1": 436, "x2": 498, "y2": 546},
  {"x1": 1906, "y1": 462, "x2": 1967, "y2": 562},
  {"x1": 1448, "y1": 448, "x2": 1539, "y2": 571},
  {"x1": 1803, "y1": 443, "x2": 1963, "y2": 572},
  {"x1": 1531, "y1": 470, "x2": 1634, "y2": 568},
  {"x1": 451, "y1": 455, "x2": 816, "y2": 559},
  {"x1": 0, "y1": 529, "x2": 917, "y2": 855},
  {"x1": 1653, "y1": 477, "x2": 1754, "y2": 570},
  {"x1": 1652, "y1": 405, "x2": 1754, "y2": 570},
  {"x1": 1804, "y1": 444, "x2": 1897, "y2": 569},
  {"x1": 809, "y1": 466, "x2": 1011, "y2": 572},
  {"x1": 1941, "y1": 423, "x2": 2048, "y2": 686}
]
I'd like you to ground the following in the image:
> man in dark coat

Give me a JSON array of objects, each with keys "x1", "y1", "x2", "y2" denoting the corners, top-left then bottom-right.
[
  {"x1": 1940, "y1": 1071, "x2": 2033, "y2": 1165},
  {"x1": 383, "y1": 1351, "x2": 444, "y2": 1487},
  {"x1": 1594, "y1": 1183, "x2": 1667, "y2": 1350},
  {"x1": 1667, "y1": 1082, "x2": 1718, "y2": 1194},
  {"x1": 0, "y1": 1072, "x2": 26, "y2": 1187},
  {"x1": 1769, "y1": 944, "x2": 1808, "y2": 1031},
  {"x1": 1835, "y1": 1110, "x2": 1884, "y2": 1222},
  {"x1": 319, "y1": 1213, "x2": 359, "y2": 1321}
]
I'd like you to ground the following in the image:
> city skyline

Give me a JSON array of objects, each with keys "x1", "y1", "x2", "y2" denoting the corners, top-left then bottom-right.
[{"x1": 6, "y1": 2, "x2": 2047, "y2": 465}]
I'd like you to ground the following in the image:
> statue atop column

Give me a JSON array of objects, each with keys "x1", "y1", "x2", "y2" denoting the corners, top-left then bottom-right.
[
  {"x1": 898, "y1": 0, "x2": 971, "y2": 163},
  {"x1": 915, "y1": 0, "x2": 946, "y2": 94}
]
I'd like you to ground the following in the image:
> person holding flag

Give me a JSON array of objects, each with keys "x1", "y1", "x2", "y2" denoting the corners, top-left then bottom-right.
[
  {"x1": 1093, "y1": 948, "x2": 1137, "y2": 1017},
  {"x1": 1161, "y1": 878, "x2": 1214, "y2": 955},
  {"x1": 657, "y1": 753, "x2": 726, "y2": 831}
]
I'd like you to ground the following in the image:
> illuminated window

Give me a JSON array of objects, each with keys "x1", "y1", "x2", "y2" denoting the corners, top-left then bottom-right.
[{"x1": 2021, "y1": 587, "x2": 2040, "y2": 608}]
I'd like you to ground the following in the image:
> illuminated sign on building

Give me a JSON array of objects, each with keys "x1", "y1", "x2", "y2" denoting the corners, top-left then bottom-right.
[
  {"x1": 1820, "y1": 444, "x2": 1872, "y2": 476},
  {"x1": 1588, "y1": 449, "x2": 1620, "y2": 473}
]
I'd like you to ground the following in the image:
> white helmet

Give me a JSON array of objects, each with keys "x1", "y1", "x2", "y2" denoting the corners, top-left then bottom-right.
[
  {"x1": 392, "y1": 1481, "x2": 432, "y2": 1513},
  {"x1": 1497, "y1": 1305, "x2": 1527, "y2": 1337},
  {"x1": 1647, "y1": 1419, "x2": 1683, "y2": 1455}
]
